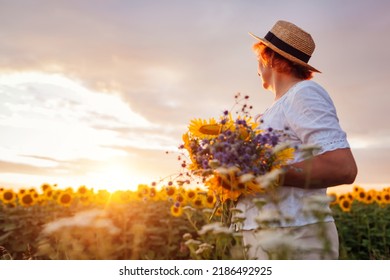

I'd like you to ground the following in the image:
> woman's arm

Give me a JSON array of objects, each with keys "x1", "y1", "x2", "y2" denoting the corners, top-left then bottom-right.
[{"x1": 282, "y1": 148, "x2": 358, "y2": 189}]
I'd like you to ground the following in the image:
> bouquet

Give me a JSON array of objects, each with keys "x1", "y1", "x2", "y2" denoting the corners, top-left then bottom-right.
[{"x1": 179, "y1": 95, "x2": 294, "y2": 220}]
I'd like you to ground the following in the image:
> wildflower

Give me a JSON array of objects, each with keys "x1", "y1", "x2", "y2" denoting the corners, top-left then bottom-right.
[
  {"x1": 183, "y1": 233, "x2": 193, "y2": 240},
  {"x1": 297, "y1": 144, "x2": 321, "y2": 159},
  {"x1": 195, "y1": 243, "x2": 214, "y2": 255},
  {"x1": 253, "y1": 230, "x2": 303, "y2": 259},
  {"x1": 182, "y1": 112, "x2": 291, "y2": 200},
  {"x1": 255, "y1": 169, "x2": 283, "y2": 189},
  {"x1": 255, "y1": 209, "x2": 284, "y2": 227},
  {"x1": 198, "y1": 222, "x2": 233, "y2": 235},
  {"x1": 184, "y1": 239, "x2": 202, "y2": 247},
  {"x1": 42, "y1": 209, "x2": 120, "y2": 235},
  {"x1": 302, "y1": 195, "x2": 333, "y2": 218},
  {"x1": 182, "y1": 205, "x2": 197, "y2": 214}
]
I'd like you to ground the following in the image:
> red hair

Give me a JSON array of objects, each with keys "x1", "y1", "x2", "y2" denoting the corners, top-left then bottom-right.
[{"x1": 253, "y1": 42, "x2": 313, "y2": 80}]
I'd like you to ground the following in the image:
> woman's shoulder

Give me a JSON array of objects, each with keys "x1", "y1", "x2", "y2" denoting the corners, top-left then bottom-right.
[
  {"x1": 286, "y1": 80, "x2": 331, "y2": 104},
  {"x1": 281, "y1": 80, "x2": 335, "y2": 116},
  {"x1": 292, "y1": 80, "x2": 327, "y2": 94}
]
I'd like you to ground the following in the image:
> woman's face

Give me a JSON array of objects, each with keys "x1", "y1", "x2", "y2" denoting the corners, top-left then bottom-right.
[{"x1": 257, "y1": 57, "x2": 272, "y2": 90}]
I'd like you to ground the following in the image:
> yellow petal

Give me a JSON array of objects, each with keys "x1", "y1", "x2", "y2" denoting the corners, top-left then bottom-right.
[{"x1": 199, "y1": 124, "x2": 222, "y2": 135}]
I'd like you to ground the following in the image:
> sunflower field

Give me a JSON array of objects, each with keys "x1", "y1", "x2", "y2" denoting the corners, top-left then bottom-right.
[{"x1": 1, "y1": 183, "x2": 390, "y2": 260}]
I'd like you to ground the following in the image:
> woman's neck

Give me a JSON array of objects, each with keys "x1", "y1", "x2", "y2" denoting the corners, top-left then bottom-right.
[{"x1": 271, "y1": 73, "x2": 304, "y2": 101}]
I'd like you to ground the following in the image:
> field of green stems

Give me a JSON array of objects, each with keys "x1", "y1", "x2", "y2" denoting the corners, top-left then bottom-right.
[{"x1": 1, "y1": 184, "x2": 390, "y2": 260}]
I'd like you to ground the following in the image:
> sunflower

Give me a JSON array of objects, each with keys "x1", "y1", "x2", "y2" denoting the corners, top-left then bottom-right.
[
  {"x1": 364, "y1": 189, "x2": 376, "y2": 204},
  {"x1": 174, "y1": 192, "x2": 187, "y2": 205},
  {"x1": 148, "y1": 187, "x2": 159, "y2": 201},
  {"x1": 375, "y1": 192, "x2": 384, "y2": 205},
  {"x1": 40, "y1": 183, "x2": 52, "y2": 193},
  {"x1": 188, "y1": 118, "x2": 218, "y2": 138},
  {"x1": 18, "y1": 188, "x2": 26, "y2": 195},
  {"x1": 339, "y1": 198, "x2": 352, "y2": 212},
  {"x1": 0, "y1": 189, "x2": 16, "y2": 204},
  {"x1": 346, "y1": 192, "x2": 354, "y2": 201},
  {"x1": 327, "y1": 192, "x2": 338, "y2": 206},
  {"x1": 170, "y1": 205, "x2": 183, "y2": 217},
  {"x1": 163, "y1": 186, "x2": 177, "y2": 203},
  {"x1": 184, "y1": 188, "x2": 198, "y2": 201},
  {"x1": 352, "y1": 185, "x2": 361, "y2": 194},
  {"x1": 43, "y1": 188, "x2": 54, "y2": 201},
  {"x1": 355, "y1": 188, "x2": 367, "y2": 202},
  {"x1": 272, "y1": 146, "x2": 295, "y2": 169},
  {"x1": 381, "y1": 190, "x2": 390, "y2": 204},
  {"x1": 95, "y1": 189, "x2": 110, "y2": 204},
  {"x1": 205, "y1": 175, "x2": 241, "y2": 202},
  {"x1": 56, "y1": 190, "x2": 73, "y2": 207},
  {"x1": 78, "y1": 195, "x2": 92, "y2": 206},
  {"x1": 29, "y1": 188, "x2": 39, "y2": 200},
  {"x1": 76, "y1": 185, "x2": 89, "y2": 196},
  {"x1": 18, "y1": 192, "x2": 36, "y2": 207},
  {"x1": 204, "y1": 192, "x2": 216, "y2": 208},
  {"x1": 111, "y1": 190, "x2": 126, "y2": 204},
  {"x1": 136, "y1": 184, "x2": 150, "y2": 200},
  {"x1": 192, "y1": 196, "x2": 206, "y2": 209}
]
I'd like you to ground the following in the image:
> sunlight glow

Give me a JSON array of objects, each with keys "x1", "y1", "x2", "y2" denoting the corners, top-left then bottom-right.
[
  {"x1": 81, "y1": 164, "x2": 149, "y2": 192},
  {"x1": 0, "y1": 71, "x2": 169, "y2": 191}
]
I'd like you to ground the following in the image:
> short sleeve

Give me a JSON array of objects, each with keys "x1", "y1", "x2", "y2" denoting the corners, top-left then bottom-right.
[{"x1": 283, "y1": 82, "x2": 350, "y2": 155}]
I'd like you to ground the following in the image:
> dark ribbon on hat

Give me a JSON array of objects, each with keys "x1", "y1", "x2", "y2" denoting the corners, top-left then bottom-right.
[{"x1": 265, "y1": 32, "x2": 311, "y2": 63}]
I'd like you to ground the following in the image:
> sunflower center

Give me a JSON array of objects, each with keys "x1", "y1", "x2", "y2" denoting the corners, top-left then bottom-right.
[
  {"x1": 60, "y1": 194, "x2": 72, "y2": 204},
  {"x1": 4, "y1": 192, "x2": 14, "y2": 201},
  {"x1": 22, "y1": 194, "x2": 33, "y2": 205}
]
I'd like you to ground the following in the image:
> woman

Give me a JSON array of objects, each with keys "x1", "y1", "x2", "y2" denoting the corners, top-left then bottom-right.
[{"x1": 236, "y1": 20, "x2": 358, "y2": 259}]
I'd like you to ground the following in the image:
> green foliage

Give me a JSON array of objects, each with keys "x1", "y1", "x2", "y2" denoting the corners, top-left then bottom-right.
[
  {"x1": 333, "y1": 201, "x2": 390, "y2": 259},
  {"x1": 0, "y1": 200, "x2": 196, "y2": 260},
  {"x1": 1, "y1": 191, "x2": 390, "y2": 260}
]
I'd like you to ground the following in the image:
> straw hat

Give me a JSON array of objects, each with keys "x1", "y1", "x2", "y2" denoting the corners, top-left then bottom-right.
[{"x1": 249, "y1": 20, "x2": 320, "y2": 73}]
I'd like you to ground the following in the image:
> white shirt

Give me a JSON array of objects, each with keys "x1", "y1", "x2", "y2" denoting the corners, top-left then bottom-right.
[{"x1": 236, "y1": 80, "x2": 350, "y2": 229}]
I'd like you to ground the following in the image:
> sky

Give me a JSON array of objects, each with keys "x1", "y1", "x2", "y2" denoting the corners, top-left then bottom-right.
[{"x1": 0, "y1": 0, "x2": 390, "y2": 192}]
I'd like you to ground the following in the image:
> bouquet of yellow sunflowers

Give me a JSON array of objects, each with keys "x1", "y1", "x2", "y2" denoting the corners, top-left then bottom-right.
[{"x1": 179, "y1": 96, "x2": 294, "y2": 207}]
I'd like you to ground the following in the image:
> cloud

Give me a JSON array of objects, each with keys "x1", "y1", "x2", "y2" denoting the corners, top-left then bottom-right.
[{"x1": 1, "y1": 0, "x2": 390, "y2": 189}]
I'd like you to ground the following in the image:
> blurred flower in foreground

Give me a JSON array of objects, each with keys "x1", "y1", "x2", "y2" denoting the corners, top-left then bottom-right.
[{"x1": 42, "y1": 209, "x2": 120, "y2": 235}]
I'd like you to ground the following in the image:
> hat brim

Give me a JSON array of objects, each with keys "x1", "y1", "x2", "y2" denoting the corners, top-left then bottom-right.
[{"x1": 249, "y1": 32, "x2": 321, "y2": 73}]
